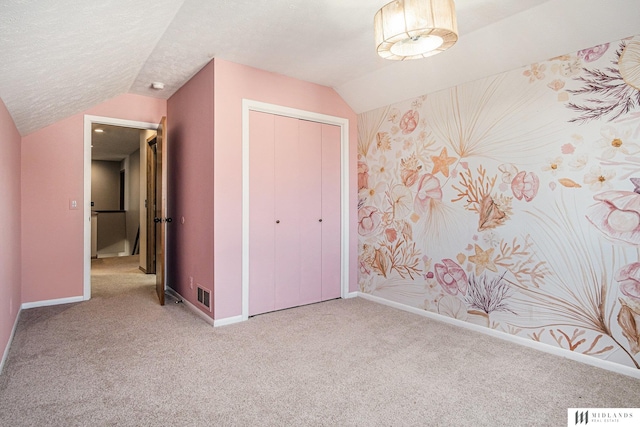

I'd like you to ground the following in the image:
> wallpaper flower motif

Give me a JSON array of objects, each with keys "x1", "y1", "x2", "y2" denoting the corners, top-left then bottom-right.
[
  {"x1": 584, "y1": 166, "x2": 616, "y2": 191},
  {"x1": 597, "y1": 125, "x2": 639, "y2": 159},
  {"x1": 358, "y1": 34, "x2": 640, "y2": 370}
]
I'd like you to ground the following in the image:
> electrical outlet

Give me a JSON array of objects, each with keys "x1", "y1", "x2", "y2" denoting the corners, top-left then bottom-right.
[
  {"x1": 69, "y1": 199, "x2": 78, "y2": 210},
  {"x1": 189, "y1": 276, "x2": 193, "y2": 289}
]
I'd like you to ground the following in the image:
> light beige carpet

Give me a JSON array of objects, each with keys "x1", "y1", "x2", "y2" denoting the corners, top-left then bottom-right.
[{"x1": 1, "y1": 255, "x2": 639, "y2": 426}]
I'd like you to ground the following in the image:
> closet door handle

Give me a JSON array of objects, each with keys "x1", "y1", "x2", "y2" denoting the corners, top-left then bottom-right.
[
  {"x1": 318, "y1": 219, "x2": 322, "y2": 222},
  {"x1": 276, "y1": 220, "x2": 280, "y2": 224}
]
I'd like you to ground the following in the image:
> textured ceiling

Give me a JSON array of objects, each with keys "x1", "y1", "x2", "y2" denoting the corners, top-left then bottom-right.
[
  {"x1": 0, "y1": 0, "x2": 184, "y2": 136},
  {"x1": 0, "y1": 0, "x2": 637, "y2": 136}
]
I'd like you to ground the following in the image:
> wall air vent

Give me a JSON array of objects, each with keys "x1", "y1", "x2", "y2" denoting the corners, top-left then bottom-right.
[{"x1": 196, "y1": 285, "x2": 212, "y2": 312}]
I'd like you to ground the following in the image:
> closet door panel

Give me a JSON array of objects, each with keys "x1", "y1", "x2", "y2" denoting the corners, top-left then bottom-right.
[
  {"x1": 298, "y1": 120, "x2": 323, "y2": 305},
  {"x1": 274, "y1": 115, "x2": 301, "y2": 310},
  {"x1": 249, "y1": 111, "x2": 276, "y2": 315},
  {"x1": 321, "y1": 124, "x2": 342, "y2": 300}
]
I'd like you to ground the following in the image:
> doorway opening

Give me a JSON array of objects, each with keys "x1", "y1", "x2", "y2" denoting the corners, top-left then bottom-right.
[{"x1": 83, "y1": 115, "x2": 159, "y2": 301}]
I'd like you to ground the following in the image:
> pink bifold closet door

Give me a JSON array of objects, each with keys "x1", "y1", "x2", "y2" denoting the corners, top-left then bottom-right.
[
  {"x1": 297, "y1": 120, "x2": 323, "y2": 306},
  {"x1": 249, "y1": 111, "x2": 276, "y2": 316},
  {"x1": 273, "y1": 115, "x2": 302, "y2": 310},
  {"x1": 249, "y1": 112, "x2": 341, "y2": 316},
  {"x1": 321, "y1": 124, "x2": 341, "y2": 300}
]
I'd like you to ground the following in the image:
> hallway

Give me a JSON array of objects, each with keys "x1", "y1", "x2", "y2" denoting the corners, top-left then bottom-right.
[{"x1": 91, "y1": 255, "x2": 155, "y2": 299}]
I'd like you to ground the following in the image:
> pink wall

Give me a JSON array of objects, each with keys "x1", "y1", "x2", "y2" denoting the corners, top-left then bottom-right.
[
  {"x1": 213, "y1": 59, "x2": 358, "y2": 319},
  {"x1": 0, "y1": 97, "x2": 22, "y2": 364},
  {"x1": 21, "y1": 94, "x2": 166, "y2": 303},
  {"x1": 166, "y1": 61, "x2": 215, "y2": 316}
]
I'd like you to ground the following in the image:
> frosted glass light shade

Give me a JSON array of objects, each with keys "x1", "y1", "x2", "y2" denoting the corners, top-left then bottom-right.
[{"x1": 374, "y1": 0, "x2": 458, "y2": 60}]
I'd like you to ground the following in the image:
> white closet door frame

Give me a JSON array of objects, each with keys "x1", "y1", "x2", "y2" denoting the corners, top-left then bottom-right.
[{"x1": 241, "y1": 99, "x2": 350, "y2": 321}]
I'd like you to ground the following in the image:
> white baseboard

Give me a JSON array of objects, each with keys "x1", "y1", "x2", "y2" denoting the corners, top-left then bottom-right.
[
  {"x1": 213, "y1": 315, "x2": 244, "y2": 327},
  {"x1": 214, "y1": 294, "x2": 362, "y2": 327},
  {"x1": 166, "y1": 288, "x2": 215, "y2": 326},
  {"x1": 356, "y1": 292, "x2": 640, "y2": 380},
  {"x1": 0, "y1": 308, "x2": 21, "y2": 375},
  {"x1": 21, "y1": 296, "x2": 84, "y2": 310}
]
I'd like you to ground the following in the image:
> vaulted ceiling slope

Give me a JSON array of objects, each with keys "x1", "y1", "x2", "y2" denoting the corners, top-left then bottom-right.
[{"x1": 0, "y1": 0, "x2": 637, "y2": 136}]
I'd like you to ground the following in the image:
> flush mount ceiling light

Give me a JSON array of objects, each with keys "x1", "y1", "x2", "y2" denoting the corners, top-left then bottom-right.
[{"x1": 374, "y1": 0, "x2": 458, "y2": 60}]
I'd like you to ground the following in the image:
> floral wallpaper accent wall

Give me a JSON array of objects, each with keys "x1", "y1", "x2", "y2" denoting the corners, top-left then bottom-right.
[{"x1": 357, "y1": 35, "x2": 640, "y2": 370}]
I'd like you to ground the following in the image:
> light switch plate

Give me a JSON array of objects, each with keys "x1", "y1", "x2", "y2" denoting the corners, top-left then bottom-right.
[{"x1": 69, "y1": 199, "x2": 78, "y2": 210}]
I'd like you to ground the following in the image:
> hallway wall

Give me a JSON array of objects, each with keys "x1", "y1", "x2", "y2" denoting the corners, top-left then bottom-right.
[{"x1": 91, "y1": 160, "x2": 121, "y2": 210}]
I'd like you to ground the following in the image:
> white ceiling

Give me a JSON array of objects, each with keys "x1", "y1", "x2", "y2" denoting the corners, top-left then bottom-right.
[{"x1": 0, "y1": 0, "x2": 637, "y2": 136}]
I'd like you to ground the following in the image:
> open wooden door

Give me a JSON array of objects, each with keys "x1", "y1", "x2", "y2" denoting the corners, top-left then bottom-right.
[
  {"x1": 145, "y1": 135, "x2": 157, "y2": 274},
  {"x1": 154, "y1": 116, "x2": 168, "y2": 305}
]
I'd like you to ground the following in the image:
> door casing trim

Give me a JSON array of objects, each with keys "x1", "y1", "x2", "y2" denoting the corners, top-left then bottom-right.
[{"x1": 83, "y1": 115, "x2": 159, "y2": 300}]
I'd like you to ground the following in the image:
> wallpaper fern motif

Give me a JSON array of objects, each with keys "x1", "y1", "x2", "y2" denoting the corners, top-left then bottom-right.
[{"x1": 357, "y1": 35, "x2": 640, "y2": 369}]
